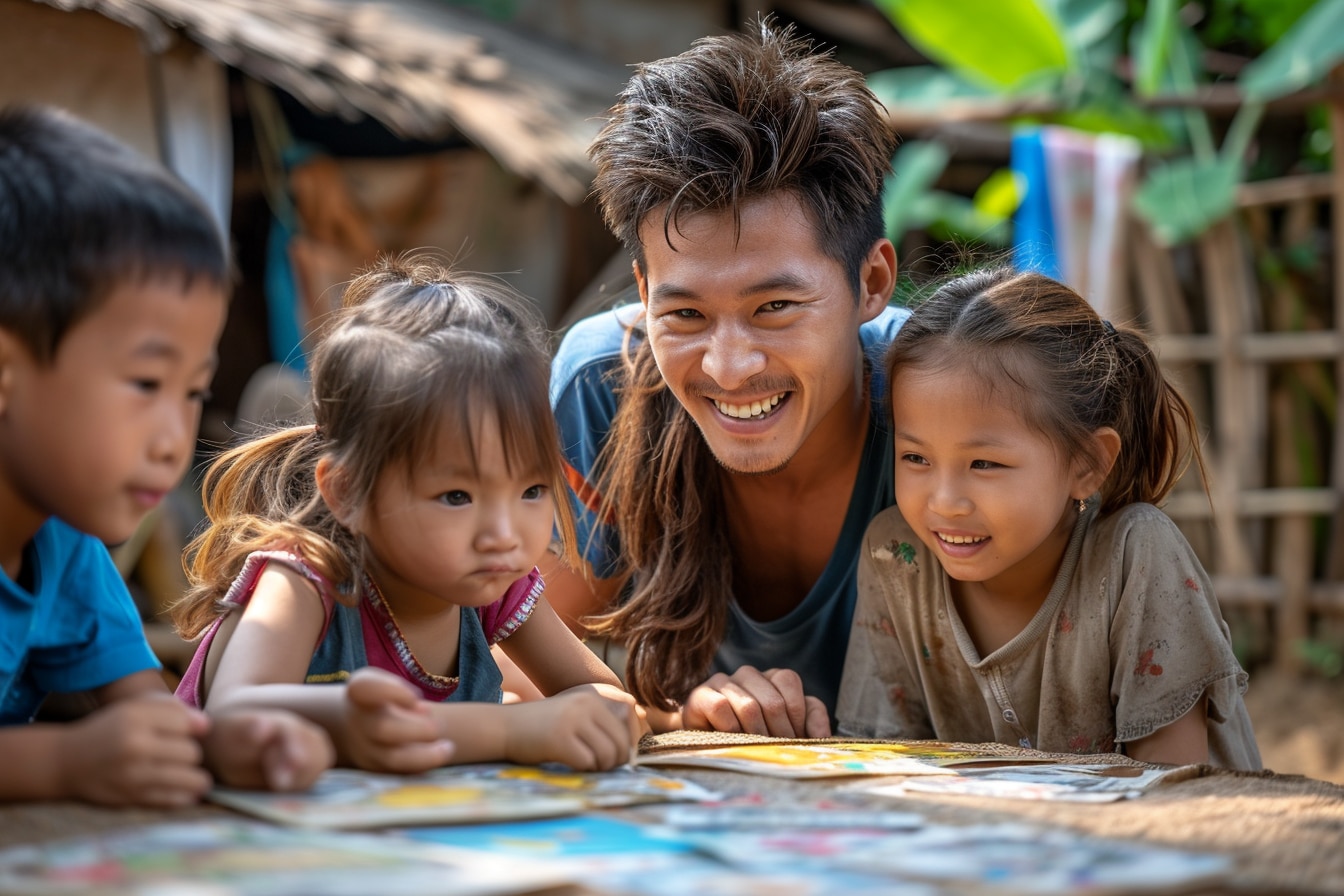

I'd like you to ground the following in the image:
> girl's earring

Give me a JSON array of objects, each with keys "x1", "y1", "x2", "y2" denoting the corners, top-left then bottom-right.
[{"x1": 1076, "y1": 497, "x2": 1088, "y2": 514}]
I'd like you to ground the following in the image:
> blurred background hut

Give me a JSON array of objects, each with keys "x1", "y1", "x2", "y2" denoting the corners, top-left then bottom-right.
[{"x1": 0, "y1": 0, "x2": 918, "y2": 625}]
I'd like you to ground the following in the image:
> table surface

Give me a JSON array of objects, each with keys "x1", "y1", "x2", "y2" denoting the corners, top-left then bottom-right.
[{"x1": 1, "y1": 735, "x2": 1341, "y2": 895}]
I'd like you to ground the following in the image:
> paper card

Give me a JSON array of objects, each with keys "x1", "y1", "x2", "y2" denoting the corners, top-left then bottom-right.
[
  {"x1": 400, "y1": 815, "x2": 929, "y2": 895},
  {"x1": 210, "y1": 763, "x2": 719, "y2": 829},
  {"x1": 841, "y1": 823, "x2": 1232, "y2": 895},
  {"x1": 586, "y1": 863, "x2": 938, "y2": 896},
  {"x1": 635, "y1": 741, "x2": 1044, "y2": 778},
  {"x1": 860, "y1": 763, "x2": 1184, "y2": 803},
  {"x1": 0, "y1": 819, "x2": 570, "y2": 896},
  {"x1": 655, "y1": 803, "x2": 923, "y2": 830},
  {"x1": 404, "y1": 814, "x2": 694, "y2": 857},
  {"x1": 685, "y1": 822, "x2": 1231, "y2": 895}
]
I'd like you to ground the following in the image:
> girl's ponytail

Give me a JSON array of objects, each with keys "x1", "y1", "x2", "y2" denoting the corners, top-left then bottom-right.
[
  {"x1": 171, "y1": 426, "x2": 355, "y2": 639},
  {"x1": 1099, "y1": 327, "x2": 1207, "y2": 513}
]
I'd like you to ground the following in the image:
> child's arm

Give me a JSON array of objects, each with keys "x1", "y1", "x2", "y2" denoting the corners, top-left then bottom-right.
[
  {"x1": 497, "y1": 596, "x2": 623, "y2": 692},
  {"x1": 0, "y1": 676, "x2": 211, "y2": 807},
  {"x1": 434, "y1": 596, "x2": 641, "y2": 766},
  {"x1": 102, "y1": 664, "x2": 334, "y2": 793},
  {"x1": 200, "y1": 707, "x2": 336, "y2": 791},
  {"x1": 1106, "y1": 507, "x2": 1259, "y2": 771},
  {"x1": 203, "y1": 564, "x2": 461, "y2": 771},
  {"x1": 215, "y1": 658, "x2": 634, "y2": 772},
  {"x1": 345, "y1": 666, "x2": 637, "y2": 770},
  {"x1": 200, "y1": 564, "x2": 454, "y2": 773},
  {"x1": 100, "y1": 669, "x2": 335, "y2": 795},
  {"x1": 1125, "y1": 695, "x2": 1210, "y2": 766},
  {"x1": 207, "y1": 568, "x2": 637, "y2": 771},
  {"x1": 0, "y1": 666, "x2": 332, "y2": 806},
  {"x1": 496, "y1": 596, "x2": 647, "y2": 733}
]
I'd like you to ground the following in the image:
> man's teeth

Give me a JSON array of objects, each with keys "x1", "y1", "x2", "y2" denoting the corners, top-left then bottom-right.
[
  {"x1": 715, "y1": 393, "x2": 784, "y2": 419},
  {"x1": 939, "y1": 533, "x2": 987, "y2": 545}
]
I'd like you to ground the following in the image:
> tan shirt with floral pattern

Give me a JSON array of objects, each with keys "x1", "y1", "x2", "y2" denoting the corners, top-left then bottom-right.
[{"x1": 836, "y1": 501, "x2": 1261, "y2": 770}]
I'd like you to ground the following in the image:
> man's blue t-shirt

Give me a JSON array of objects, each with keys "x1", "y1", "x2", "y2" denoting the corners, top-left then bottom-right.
[
  {"x1": 0, "y1": 517, "x2": 160, "y2": 724},
  {"x1": 550, "y1": 303, "x2": 908, "y2": 715}
]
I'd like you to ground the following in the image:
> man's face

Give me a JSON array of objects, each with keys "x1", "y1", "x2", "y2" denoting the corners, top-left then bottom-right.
[
  {"x1": 0, "y1": 276, "x2": 226, "y2": 550},
  {"x1": 636, "y1": 192, "x2": 887, "y2": 476}
]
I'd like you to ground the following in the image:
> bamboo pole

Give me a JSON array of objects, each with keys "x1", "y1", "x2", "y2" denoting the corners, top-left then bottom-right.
[
  {"x1": 1271, "y1": 384, "x2": 1312, "y2": 674},
  {"x1": 1328, "y1": 66, "x2": 1344, "y2": 583},
  {"x1": 1198, "y1": 220, "x2": 1263, "y2": 581}
]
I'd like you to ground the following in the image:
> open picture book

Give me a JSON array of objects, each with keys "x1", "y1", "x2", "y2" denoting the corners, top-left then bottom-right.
[
  {"x1": 209, "y1": 762, "x2": 719, "y2": 829},
  {"x1": 0, "y1": 819, "x2": 571, "y2": 896},
  {"x1": 859, "y1": 762, "x2": 1191, "y2": 802},
  {"x1": 634, "y1": 740, "x2": 1068, "y2": 779}
]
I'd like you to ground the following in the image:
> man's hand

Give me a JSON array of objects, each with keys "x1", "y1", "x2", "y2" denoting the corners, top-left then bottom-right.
[
  {"x1": 58, "y1": 692, "x2": 213, "y2": 808},
  {"x1": 680, "y1": 666, "x2": 831, "y2": 738},
  {"x1": 343, "y1": 667, "x2": 454, "y2": 773},
  {"x1": 204, "y1": 708, "x2": 336, "y2": 791}
]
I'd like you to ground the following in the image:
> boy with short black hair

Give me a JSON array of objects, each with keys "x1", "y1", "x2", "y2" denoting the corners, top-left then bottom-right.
[{"x1": 0, "y1": 103, "x2": 333, "y2": 805}]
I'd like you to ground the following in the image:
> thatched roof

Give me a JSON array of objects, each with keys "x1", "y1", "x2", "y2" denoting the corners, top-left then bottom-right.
[{"x1": 35, "y1": 0, "x2": 628, "y2": 204}]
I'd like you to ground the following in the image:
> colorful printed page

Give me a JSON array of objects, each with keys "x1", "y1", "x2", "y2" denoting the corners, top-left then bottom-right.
[
  {"x1": 209, "y1": 763, "x2": 719, "y2": 829},
  {"x1": 635, "y1": 741, "x2": 1053, "y2": 779},
  {"x1": 399, "y1": 815, "x2": 933, "y2": 896},
  {"x1": 0, "y1": 819, "x2": 571, "y2": 896},
  {"x1": 686, "y1": 822, "x2": 1231, "y2": 896},
  {"x1": 405, "y1": 814, "x2": 694, "y2": 858},
  {"x1": 842, "y1": 823, "x2": 1232, "y2": 895},
  {"x1": 864, "y1": 763, "x2": 1185, "y2": 803},
  {"x1": 656, "y1": 802, "x2": 923, "y2": 830}
]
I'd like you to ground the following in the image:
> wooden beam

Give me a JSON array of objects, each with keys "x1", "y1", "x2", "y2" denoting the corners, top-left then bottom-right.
[
  {"x1": 1155, "y1": 331, "x2": 1344, "y2": 363},
  {"x1": 1164, "y1": 488, "x2": 1340, "y2": 518},
  {"x1": 884, "y1": 82, "x2": 1344, "y2": 133},
  {"x1": 1236, "y1": 173, "x2": 1335, "y2": 208}
]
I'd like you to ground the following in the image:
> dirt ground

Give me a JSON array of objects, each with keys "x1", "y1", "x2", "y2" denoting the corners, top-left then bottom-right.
[{"x1": 1243, "y1": 670, "x2": 1344, "y2": 783}]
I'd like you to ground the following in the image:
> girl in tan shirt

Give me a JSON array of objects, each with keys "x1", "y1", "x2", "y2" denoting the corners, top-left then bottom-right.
[{"x1": 837, "y1": 268, "x2": 1260, "y2": 770}]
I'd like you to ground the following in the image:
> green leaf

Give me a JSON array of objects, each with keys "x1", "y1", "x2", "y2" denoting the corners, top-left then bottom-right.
[
  {"x1": 1131, "y1": 158, "x2": 1240, "y2": 246},
  {"x1": 1131, "y1": 18, "x2": 1216, "y2": 158},
  {"x1": 919, "y1": 192, "x2": 1012, "y2": 246},
  {"x1": 973, "y1": 169, "x2": 1023, "y2": 219},
  {"x1": 1040, "y1": 0, "x2": 1126, "y2": 66},
  {"x1": 1240, "y1": 0, "x2": 1344, "y2": 102},
  {"x1": 873, "y1": 0, "x2": 1070, "y2": 90},
  {"x1": 884, "y1": 141, "x2": 950, "y2": 243},
  {"x1": 867, "y1": 66, "x2": 996, "y2": 108},
  {"x1": 1242, "y1": 0, "x2": 1321, "y2": 45},
  {"x1": 1132, "y1": 0, "x2": 1178, "y2": 97},
  {"x1": 1048, "y1": 102, "x2": 1172, "y2": 148}
]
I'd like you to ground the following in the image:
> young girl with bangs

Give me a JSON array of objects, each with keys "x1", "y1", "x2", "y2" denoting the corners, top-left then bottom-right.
[
  {"x1": 172, "y1": 255, "x2": 640, "y2": 772},
  {"x1": 837, "y1": 268, "x2": 1261, "y2": 769}
]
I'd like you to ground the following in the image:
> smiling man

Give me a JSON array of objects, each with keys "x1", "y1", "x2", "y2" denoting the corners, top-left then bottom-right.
[{"x1": 545, "y1": 21, "x2": 907, "y2": 736}]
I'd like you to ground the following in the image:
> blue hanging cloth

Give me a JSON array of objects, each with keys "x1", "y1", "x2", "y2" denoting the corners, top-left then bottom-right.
[{"x1": 1010, "y1": 128, "x2": 1060, "y2": 279}]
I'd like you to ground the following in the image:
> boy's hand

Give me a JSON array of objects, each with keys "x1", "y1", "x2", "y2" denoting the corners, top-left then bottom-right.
[
  {"x1": 343, "y1": 667, "x2": 454, "y2": 773},
  {"x1": 505, "y1": 685, "x2": 638, "y2": 771},
  {"x1": 58, "y1": 692, "x2": 212, "y2": 808},
  {"x1": 681, "y1": 665, "x2": 832, "y2": 738},
  {"x1": 203, "y1": 708, "x2": 336, "y2": 792}
]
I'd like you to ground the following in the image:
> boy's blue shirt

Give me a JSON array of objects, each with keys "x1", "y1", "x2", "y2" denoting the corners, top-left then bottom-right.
[{"x1": 0, "y1": 517, "x2": 159, "y2": 724}]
